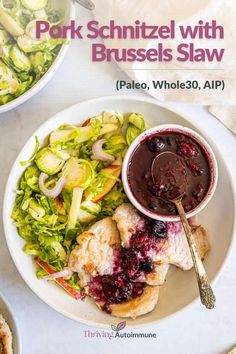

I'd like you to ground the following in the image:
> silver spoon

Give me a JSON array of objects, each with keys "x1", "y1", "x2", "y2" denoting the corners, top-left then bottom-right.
[
  {"x1": 74, "y1": 0, "x2": 95, "y2": 11},
  {"x1": 151, "y1": 152, "x2": 216, "y2": 309}
]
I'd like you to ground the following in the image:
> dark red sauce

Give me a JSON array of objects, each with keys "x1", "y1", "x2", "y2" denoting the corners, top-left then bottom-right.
[
  {"x1": 128, "y1": 131, "x2": 211, "y2": 215},
  {"x1": 89, "y1": 218, "x2": 168, "y2": 312}
]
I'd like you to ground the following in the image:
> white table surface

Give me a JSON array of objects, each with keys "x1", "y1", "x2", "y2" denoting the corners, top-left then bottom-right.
[{"x1": 0, "y1": 8, "x2": 236, "y2": 354}]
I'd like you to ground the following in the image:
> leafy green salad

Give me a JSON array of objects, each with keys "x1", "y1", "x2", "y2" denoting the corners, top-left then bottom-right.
[
  {"x1": 0, "y1": 0, "x2": 64, "y2": 105},
  {"x1": 11, "y1": 111, "x2": 148, "y2": 293}
]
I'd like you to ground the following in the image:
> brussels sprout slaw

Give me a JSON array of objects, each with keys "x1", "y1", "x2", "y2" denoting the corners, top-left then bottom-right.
[
  {"x1": 0, "y1": 0, "x2": 64, "y2": 105},
  {"x1": 11, "y1": 111, "x2": 148, "y2": 296}
]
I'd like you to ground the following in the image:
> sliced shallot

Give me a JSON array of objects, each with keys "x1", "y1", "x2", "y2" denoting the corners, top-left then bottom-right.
[
  {"x1": 92, "y1": 139, "x2": 115, "y2": 163},
  {"x1": 39, "y1": 172, "x2": 66, "y2": 199},
  {"x1": 42, "y1": 269, "x2": 73, "y2": 281}
]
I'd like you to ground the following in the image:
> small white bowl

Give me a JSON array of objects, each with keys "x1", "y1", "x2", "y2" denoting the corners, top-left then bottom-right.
[
  {"x1": 0, "y1": 293, "x2": 21, "y2": 354},
  {"x1": 122, "y1": 124, "x2": 218, "y2": 222},
  {"x1": 0, "y1": 0, "x2": 75, "y2": 114}
]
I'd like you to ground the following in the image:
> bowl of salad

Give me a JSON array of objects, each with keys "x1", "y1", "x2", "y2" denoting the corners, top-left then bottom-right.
[
  {"x1": 3, "y1": 96, "x2": 235, "y2": 327},
  {"x1": 0, "y1": 0, "x2": 75, "y2": 113}
]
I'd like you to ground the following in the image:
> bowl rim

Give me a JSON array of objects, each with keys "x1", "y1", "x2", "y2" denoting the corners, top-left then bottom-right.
[
  {"x1": 122, "y1": 124, "x2": 219, "y2": 222},
  {"x1": 0, "y1": 1, "x2": 76, "y2": 114},
  {"x1": 2, "y1": 95, "x2": 236, "y2": 328},
  {"x1": 0, "y1": 292, "x2": 22, "y2": 354}
]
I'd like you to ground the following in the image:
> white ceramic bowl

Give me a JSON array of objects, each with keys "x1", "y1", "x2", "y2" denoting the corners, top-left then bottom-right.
[
  {"x1": 122, "y1": 124, "x2": 218, "y2": 222},
  {"x1": 0, "y1": 293, "x2": 21, "y2": 354},
  {"x1": 3, "y1": 96, "x2": 236, "y2": 328},
  {"x1": 0, "y1": 0, "x2": 75, "y2": 114}
]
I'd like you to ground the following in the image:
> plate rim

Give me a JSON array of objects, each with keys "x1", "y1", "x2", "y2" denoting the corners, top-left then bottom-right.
[{"x1": 3, "y1": 95, "x2": 236, "y2": 328}]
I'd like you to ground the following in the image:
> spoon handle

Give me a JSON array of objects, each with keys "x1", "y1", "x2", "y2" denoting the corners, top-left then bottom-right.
[{"x1": 174, "y1": 199, "x2": 216, "y2": 309}]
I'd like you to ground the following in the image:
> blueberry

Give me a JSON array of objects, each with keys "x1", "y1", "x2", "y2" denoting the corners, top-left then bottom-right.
[
  {"x1": 148, "y1": 203, "x2": 159, "y2": 211},
  {"x1": 147, "y1": 137, "x2": 165, "y2": 153},
  {"x1": 117, "y1": 288, "x2": 130, "y2": 302},
  {"x1": 151, "y1": 220, "x2": 167, "y2": 238},
  {"x1": 192, "y1": 183, "x2": 204, "y2": 202},
  {"x1": 101, "y1": 274, "x2": 133, "y2": 303},
  {"x1": 140, "y1": 259, "x2": 154, "y2": 273}
]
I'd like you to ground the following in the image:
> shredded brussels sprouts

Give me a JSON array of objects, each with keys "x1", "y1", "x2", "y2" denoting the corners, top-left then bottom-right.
[
  {"x1": 0, "y1": 0, "x2": 64, "y2": 105},
  {"x1": 126, "y1": 112, "x2": 148, "y2": 146},
  {"x1": 11, "y1": 112, "x2": 148, "y2": 296}
]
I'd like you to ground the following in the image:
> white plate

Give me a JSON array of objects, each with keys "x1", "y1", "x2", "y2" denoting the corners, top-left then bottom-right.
[
  {"x1": 0, "y1": 0, "x2": 75, "y2": 114},
  {"x1": 0, "y1": 293, "x2": 21, "y2": 354},
  {"x1": 3, "y1": 96, "x2": 236, "y2": 328}
]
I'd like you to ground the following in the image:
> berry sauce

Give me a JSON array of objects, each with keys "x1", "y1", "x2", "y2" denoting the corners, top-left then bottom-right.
[
  {"x1": 88, "y1": 219, "x2": 167, "y2": 313},
  {"x1": 128, "y1": 132, "x2": 211, "y2": 215}
]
